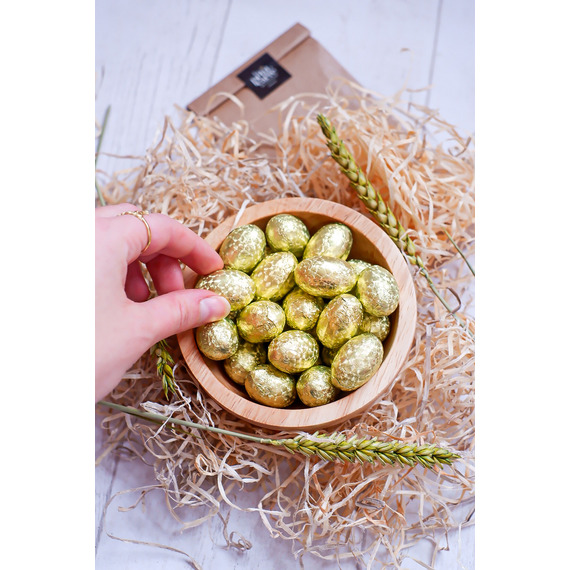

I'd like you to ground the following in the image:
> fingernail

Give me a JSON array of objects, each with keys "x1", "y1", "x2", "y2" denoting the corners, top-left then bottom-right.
[{"x1": 199, "y1": 296, "x2": 231, "y2": 323}]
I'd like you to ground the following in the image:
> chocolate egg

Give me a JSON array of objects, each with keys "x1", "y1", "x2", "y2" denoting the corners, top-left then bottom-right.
[
  {"x1": 282, "y1": 287, "x2": 325, "y2": 331},
  {"x1": 223, "y1": 341, "x2": 267, "y2": 385},
  {"x1": 296, "y1": 366, "x2": 339, "y2": 407},
  {"x1": 356, "y1": 266, "x2": 400, "y2": 317},
  {"x1": 303, "y1": 223, "x2": 353, "y2": 260},
  {"x1": 348, "y1": 259, "x2": 373, "y2": 278},
  {"x1": 321, "y1": 345, "x2": 339, "y2": 366},
  {"x1": 268, "y1": 330, "x2": 319, "y2": 374},
  {"x1": 196, "y1": 318, "x2": 239, "y2": 361},
  {"x1": 196, "y1": 269, "x2": 255, "y2": 311},
  {"x1": 251, "y1": 251, "x2": 297, "y2": 301},
  {"x1": 348, "y1": 259, "x2": 373, "y2": 294},
  {"x1": 316, "y1": 294, "x2": 363, "y2": 349},
  {"x1": 265, "y1": 214, "x2": 310, "y2": 258},
  {"x1": 331, "y1": 333, "x2": 384, "y2": 391},
  {"x1": 245, "y1": 364, "x2": 296, "y2": 408},
  {"x1": 219, "y1": 224, "x2": 266, "y2": 273},
  {"x1": 294, "y1": 256, "x2": 357, "y2": 298},
  {"x1": 359, "y1": 313, "x2": 391, "y2": 341},
  {"x1": 236, "y1": 300, "x2": 286, "y2": 343}
]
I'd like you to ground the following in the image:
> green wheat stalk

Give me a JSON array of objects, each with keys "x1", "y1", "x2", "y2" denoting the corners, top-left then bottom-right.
[
  {"x1": 98, "y1": 401, "x2": 460, "y2": 469},
  {"x1": 316, "y1": 114, "x2": 473, "y2": 336},
  {"x1": 444, "y1": 229, "x2": 475, "y2": 276},
  {"x1": 95, "y1": 105, "x2": 111, "y2": 207},
  {"x1": 152, "y1": 339, "x2": 177, "y2": 398}
]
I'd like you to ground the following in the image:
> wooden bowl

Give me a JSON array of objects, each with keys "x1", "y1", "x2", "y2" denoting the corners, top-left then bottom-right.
[{"x1": 178, "y1": 198, "x2": 417, "y2": 431}]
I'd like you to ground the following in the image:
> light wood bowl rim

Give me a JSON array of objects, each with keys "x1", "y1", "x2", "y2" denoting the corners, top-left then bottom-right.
[{"x1": 177, "y1": 198, "x2": 417, "y2": 431}]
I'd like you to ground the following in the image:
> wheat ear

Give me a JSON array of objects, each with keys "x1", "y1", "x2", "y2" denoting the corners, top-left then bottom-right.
[
  {"x1": 316, "y1": 114, "x2": 472, "y2": 336},
  {"x1": 152, "y1": 339, "x2": 177, "y2": 398},
  {"x1": 99, "y1": 401, "x2": 459, "y2": 469}
]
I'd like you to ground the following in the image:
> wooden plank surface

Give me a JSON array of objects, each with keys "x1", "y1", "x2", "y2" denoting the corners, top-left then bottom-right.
[{"x1": 95, "y1": 1, "x2": 474, "y2": 568}]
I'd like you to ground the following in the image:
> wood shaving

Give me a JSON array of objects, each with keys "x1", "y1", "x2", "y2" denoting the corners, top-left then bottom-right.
[{"x1": 97, "y1": 80, "x2": 474, "y2": 568}]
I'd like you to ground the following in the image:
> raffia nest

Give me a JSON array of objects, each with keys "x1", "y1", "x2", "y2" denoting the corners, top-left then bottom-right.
[{"x1": 96, "y1": 80, "x2": 474, "y2": 569}]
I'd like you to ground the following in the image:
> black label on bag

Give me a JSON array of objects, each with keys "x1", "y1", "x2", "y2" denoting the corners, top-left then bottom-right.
[{"x1": 237, "y1": 53, "x2": 291, "y2": 99}]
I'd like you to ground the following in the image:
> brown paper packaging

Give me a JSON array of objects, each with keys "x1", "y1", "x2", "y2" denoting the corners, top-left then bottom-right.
[{"x1": 187, "y1": 23, "x2": 357, "y2": 136}]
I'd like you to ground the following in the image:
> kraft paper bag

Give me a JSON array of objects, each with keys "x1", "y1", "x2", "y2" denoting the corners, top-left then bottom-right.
[{"x1": 187, "y1": 23, "x2": 357, "y2": 135}]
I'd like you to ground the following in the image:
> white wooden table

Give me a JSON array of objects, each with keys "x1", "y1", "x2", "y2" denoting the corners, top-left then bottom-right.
[{"x1": 95, "y1": 1, "x2": 474, "y2": 568}]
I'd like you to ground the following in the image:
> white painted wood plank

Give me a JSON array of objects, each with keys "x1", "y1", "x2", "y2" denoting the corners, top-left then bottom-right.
[
  {"x1": 96, "y1": 0, "x2": 231, "y2": 176},
  {"x1": 95, "y1": 1, "x2": 475, "y2": 567},
  {"x1": 95, "y1": 423, "x2": 120, "y2": 552},
  {"x1": 428, "y1": 0, "x2": 475, "y2": 135},
  {"x1": 213, "y1": 0, "x2": 440, "y2": 107}
]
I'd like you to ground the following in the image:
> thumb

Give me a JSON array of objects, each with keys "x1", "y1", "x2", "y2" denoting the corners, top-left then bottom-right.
[{"x1": 136, "y1": 289, "x2": 231, "y2": 346}]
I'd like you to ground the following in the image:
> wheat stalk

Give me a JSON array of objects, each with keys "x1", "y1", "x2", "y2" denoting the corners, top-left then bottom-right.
[
  {"x1": 99, "y1": 401, "x2": 459, "y2": 469},
  {"x1": 152, "y1": 339, "x2": 177, "y2": 398},
  {"x1": 316, "y1": 114, "x2": 473, "y2": 336},
  {"x1": 95, "y1": 105, "x2": 111, "y2": 207},
  {"x1": 444, "y1": 229, "x2": 475, "y2": 276},
  {"x1": 276, "y1": 432, "x2": 458, "y2": 468},
  {"x1": 316, "y1": 115, "x2": 422, "y2": 267}
]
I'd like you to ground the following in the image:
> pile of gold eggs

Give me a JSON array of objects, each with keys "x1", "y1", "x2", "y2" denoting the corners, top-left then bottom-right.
[{"x1": 194, "y1": 214, "x2": 400, "y2": 409}]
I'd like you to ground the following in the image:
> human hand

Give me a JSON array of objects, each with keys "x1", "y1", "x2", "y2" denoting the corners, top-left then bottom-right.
[{"x1": 95, "y1": 204, "x2": 230, "y2": 401}]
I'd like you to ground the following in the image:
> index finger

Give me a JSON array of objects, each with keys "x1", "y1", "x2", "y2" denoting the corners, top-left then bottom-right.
[{"x1": 110, "y1": 209, "x2": 224, "y2": 275}]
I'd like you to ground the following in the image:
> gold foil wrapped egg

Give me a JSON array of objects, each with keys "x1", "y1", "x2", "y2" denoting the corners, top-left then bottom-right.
[
  {"x1": 282, "y1": 287, "x2": 325, "y2": 331},
  {"x1": 265, "y1": 214, "x2": 310, "y2": 258},
  {"x1": 331, "y1": 333, "x2": 384, "y2": 391},
  {"x1": 294, "y1": 256, "x2": 357, "y2": 298},
  {"x1": 236, "y1": 300, "x2": 286, "y2": 343},
  {"x1": 316, "y1": 293, "x2": 363, "y2": 349},
  {"x1": 303, "y1": 223, "x2": 353, "y2": 260},
  {"x1": 348, "y1": 258, "x2": 372, "y2": 278},
  {"x1": 267, "y1": 330, "x2": 319, "y2": 374},
  {"x1": 196, "y1": 317, "x2": 239, "y2": 361},
  {"x1": 219, "y1": 224, "x2": 266, "y2": 273},
  {"x1": 348, "y1": 259, "x2": 373, "y2": 294},
  {"x1": 321, "y1": 345, "x2": 339, "y2": 366},
  {"x1": 245, "y1": 364, "x2": 296, "y2": 408},
  {"x1": 251, "y1": 251, "x2": 297, "y2": 301},
  {"x1": 359, "y1": 313, "x2": 391, "y2": 341},
  {"x1": 296, "y1": 366, "x2": 339, "y2": 407},
  {"x1": 223, "y1": 341, "x2": 267, "y2": 385},
  {"x1": 196, "y1": 269, "x2": 255, "y2": 312},
  {"x1": 356, "y1": 266, "x2": 400, "y2": 317}
]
